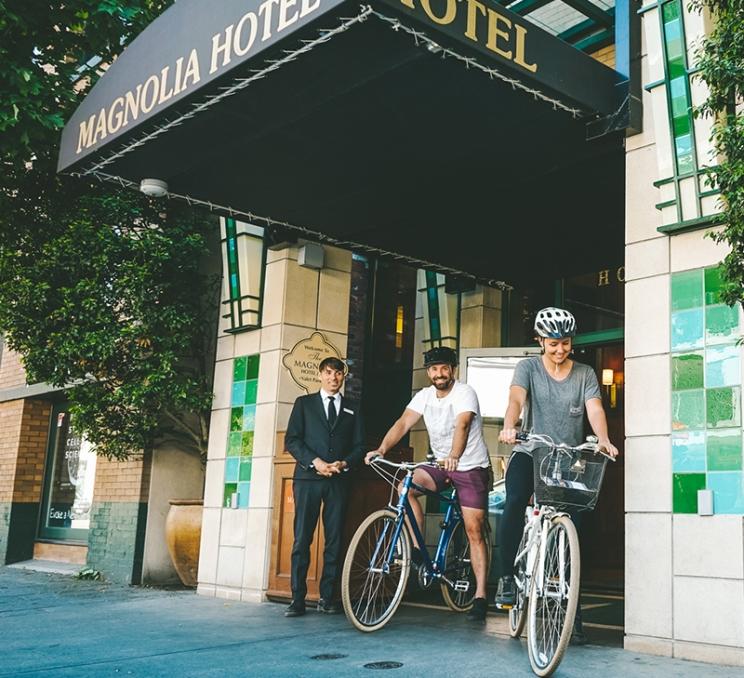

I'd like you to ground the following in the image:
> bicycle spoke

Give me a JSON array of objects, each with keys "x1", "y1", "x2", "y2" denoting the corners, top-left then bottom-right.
[
  {"x1": 342, "y1": 510, "x2": 410, "y2": 630},
  {"x1": 527, "y1": 516, "x2": 579, "y2": 675}
]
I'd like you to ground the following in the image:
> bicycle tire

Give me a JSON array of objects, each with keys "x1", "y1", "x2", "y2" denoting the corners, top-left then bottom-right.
[
  {"x1": 526, "y1": 514, "x2": 580, "y2": 677},
  {"x1": 508, "y1": 528, "x2": 530, "y2": 639},
  {"x1": 341, "y1": 508, "x2": 411, "y2": 632},
  {"x1": 440, "y1": 518, "x2": 492, "y2": 612}
]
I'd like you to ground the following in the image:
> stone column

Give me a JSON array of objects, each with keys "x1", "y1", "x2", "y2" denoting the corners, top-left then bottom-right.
[{"x1": 198, "y1": 243, "x2": 352, "y2": 602}]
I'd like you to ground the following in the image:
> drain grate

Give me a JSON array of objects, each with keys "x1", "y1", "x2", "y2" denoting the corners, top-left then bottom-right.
[
  {"x1": 363, "y1": 661, "x2": 404, "y2": 670},
  {"x1": 310, "y1": 653, "x2": 348, "y2": 661}
]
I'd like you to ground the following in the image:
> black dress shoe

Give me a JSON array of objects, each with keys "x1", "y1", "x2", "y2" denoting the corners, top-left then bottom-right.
[
  {"x1": 284, "y1": 601, "x2": 306, "y2": 617},
  {"x1": 317, "y1": 598, "x2": 342, "y2": 614}
]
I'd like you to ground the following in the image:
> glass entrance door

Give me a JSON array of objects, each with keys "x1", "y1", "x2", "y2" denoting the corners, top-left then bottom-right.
[{"x1": 38, "y1": 403, "x2": 97, "y2": 542}]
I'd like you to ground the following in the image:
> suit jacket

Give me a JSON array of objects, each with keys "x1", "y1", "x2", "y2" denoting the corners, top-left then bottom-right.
[{"x1": 285, "y1": 392, "x2": 364, "y2": 481}]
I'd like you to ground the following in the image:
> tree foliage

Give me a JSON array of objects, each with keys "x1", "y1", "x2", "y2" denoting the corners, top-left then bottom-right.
[
  {"x1": 691, "y1": 0, "x2": 744, "y2": 305},
  {"x1": 0, "y1": 2, "x2": 220, "y2": 460}
]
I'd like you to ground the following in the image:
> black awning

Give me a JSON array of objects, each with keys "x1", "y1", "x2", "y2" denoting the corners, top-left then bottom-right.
[{"x1": 58, "y1": 0, "x2": 627, "y2": 284}]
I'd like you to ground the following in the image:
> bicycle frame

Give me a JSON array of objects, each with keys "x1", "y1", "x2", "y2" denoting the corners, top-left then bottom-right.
[
  {"x1": 374, "y1": 469, "x2": 463, "y2": 585},
  {"x1": 514, "y1": 504, "x2": 571, "y2": 601}
]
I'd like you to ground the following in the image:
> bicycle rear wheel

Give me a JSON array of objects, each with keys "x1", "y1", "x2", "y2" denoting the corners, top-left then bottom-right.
[
  {"x1": 341, "y1": 509, "x2": 411, "y2": 632},
  {"x1": 440, "y1": 519, "x2": 492, "y2": 612},
  {"x1": 526, "y1": 515, "x2": 580, "y2": 677},
  {"x1": 508, "y1": 528, "x2": 530, "y2": 639}
]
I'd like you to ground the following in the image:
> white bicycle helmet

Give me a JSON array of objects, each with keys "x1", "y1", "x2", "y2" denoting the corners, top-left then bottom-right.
[{"x1": 534, "y1": 307, "x2": 576, "y2": 339}]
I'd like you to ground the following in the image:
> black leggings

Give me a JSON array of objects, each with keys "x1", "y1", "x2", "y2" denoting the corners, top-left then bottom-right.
[{"x1": 499, "y1": 452, "x2": 583, "y2": 574}]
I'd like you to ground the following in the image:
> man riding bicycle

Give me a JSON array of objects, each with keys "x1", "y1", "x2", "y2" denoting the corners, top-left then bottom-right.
[
  {"x1": 365, "y1": 346, "x2": 492, "y2": 622},
  {"x1": 496, "y1": 307, "x2": 619, "y2": 643}
]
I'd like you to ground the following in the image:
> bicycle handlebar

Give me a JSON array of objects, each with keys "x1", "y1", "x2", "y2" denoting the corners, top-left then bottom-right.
[
  {"x1": 369, "y1": 455, "x2": 443, "y2": 470},
  {"x1": 515, "y1": 432, "x2": 616, "y2": 461}
]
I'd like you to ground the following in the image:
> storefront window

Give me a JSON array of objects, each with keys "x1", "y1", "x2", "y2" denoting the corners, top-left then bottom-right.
[{"x1": 39, "y1": 407, "x2": 97, "y2": 541}]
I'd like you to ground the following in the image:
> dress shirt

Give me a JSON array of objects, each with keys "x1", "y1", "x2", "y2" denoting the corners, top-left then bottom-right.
[{"x1": 319, "y1": 389, "x2": 341, "y2": 419}]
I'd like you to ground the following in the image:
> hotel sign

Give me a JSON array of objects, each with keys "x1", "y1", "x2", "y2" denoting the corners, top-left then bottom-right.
[
  {"x1": 282, "y1": 332, "x2": 345, "y2": 393},
  {"x1": 58, "y1": 0, "x2": 346, "y2": 171},
  {"x1": 379, "y1": 0, "x2": 624, "y2": 116},
  {"x1": 59, "y1": 0, "x2": 627, "y2": 173}
]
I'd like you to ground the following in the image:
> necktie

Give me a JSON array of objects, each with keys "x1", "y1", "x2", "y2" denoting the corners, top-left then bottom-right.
[{"x1": 327, "y1": 395, "x2": 337, "y2": 427}]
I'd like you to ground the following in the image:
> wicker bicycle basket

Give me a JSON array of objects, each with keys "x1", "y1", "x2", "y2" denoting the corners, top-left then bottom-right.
[{"x1": 532, "y1": 445, "x2": 609, "y2": 512}]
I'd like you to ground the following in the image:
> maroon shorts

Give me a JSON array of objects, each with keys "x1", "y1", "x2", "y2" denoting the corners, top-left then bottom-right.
[{"x1": 418, "y1": 465, "x2": 490, "y2": 510}]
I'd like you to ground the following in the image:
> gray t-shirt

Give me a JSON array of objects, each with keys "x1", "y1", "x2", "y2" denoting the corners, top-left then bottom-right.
[{"x1": 511, "y1": 357, "x2": 601, "y2": 456}]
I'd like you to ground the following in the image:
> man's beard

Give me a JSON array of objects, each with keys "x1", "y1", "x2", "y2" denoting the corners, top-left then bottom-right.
[{"x1": 432, "y1": 377, "x2": 453, "y2": 390}]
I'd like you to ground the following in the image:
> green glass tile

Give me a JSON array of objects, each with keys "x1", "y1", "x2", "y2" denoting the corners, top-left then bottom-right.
[
  {"x1": 672, "y1": 352, "x2": 704, "y2": 391},
  {"x1": 706, "y1": 386, "x2": 741, "y2": 429},
  {"x1": 707, "y1": 430, "x2": 743, "y2": 471},
  {"x1": 672, "y1": 389, "x2": 705, "y2": 430},
  {"x1": 227, "y1": 432, "x2": 242, "y2": 457},
  {"x1": 237, "y1": 482, "x2": 250, "y2": 508},
  {"x1": 705, "y1": 267, "x2": 725, "y2": 306},
  {"x1": 242, "y1": 404, "x2": 256, "y2": 431},
  {"x1": 707, "y1": 472, "x2": 744, "y2": 513},
  {"x1": 673, "y1": 473, "x2": 706, "y2": 513},
  {"x1": 223, "y1": 482, "x2": 238, "y2": 508},
  {"x1": 231, "y1": 381, "x2": 246, "y2": 406},
  {"x1": 233, "y1": 356, "x2": 247, "y2": 382},
  {"x1": 239, "y1": 458, "x2": 253, "y2": 481},
  {"x1": 225, "y1": 457, "x2": 239, "y2": 483},
  {"x1": 244, "y1": 379, "x2": 258, "y2": 405},
  {"x1": 672, "y1": 431, "x2": 706, "y2": 472},
  {"x1": 671, "y1": 270, "x2": 703, "y2": 311},
  {"x1": 671, "y1": 309, "x2": 704, "y2": 351},
  {"x1": 705, "y1": 344, "x2": 741, "y2": 388},
  {"x1": 241, "y1": 431, "x2": 254, "y2": 458},
  {"x1": 230, "y1": 407, "x2": 243, "y2": 432},
  {"x1": 245, "y1": 354, "x2": 260, "y2": 380},
  {"x1": 705, "y1": 304, "x2": 740, "y2": 344}
]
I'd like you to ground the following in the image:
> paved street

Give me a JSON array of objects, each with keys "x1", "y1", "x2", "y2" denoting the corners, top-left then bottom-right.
[{"x1": 0, "y1": 566, "x2": 736, "y2": 677}]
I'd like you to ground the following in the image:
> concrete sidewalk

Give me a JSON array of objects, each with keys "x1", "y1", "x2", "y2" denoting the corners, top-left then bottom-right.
[{"x1": 0, "y1": 567, "x2": 735, "y2": 677}]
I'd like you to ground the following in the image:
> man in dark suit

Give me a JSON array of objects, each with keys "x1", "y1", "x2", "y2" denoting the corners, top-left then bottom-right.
[{"x1": 284, "y1": 356, "x2": 364, "y2": 617}]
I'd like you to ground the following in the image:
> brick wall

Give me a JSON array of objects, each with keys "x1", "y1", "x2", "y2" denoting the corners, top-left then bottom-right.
[
  {"x1": 0, "y1": 398, "x2": 51, "y2": 564},
  {"x1": 14, "y1": 400, "x2": 50, "y2": 502},
  {"x1": 0, "y1": 349, "x2": 26, "y2": 390},
  {"x1": 0, "y1": 399, "x2": 50, "y2": 504},
  {"x1": 0, "y1": 400, "x2": 24, "y2": 504},
  {"x1": 91, "y1": 454, "x2": 152, "y2": 503},
  {"x1": 86, "y1": 451, "x2": 152, "y2": 583}
]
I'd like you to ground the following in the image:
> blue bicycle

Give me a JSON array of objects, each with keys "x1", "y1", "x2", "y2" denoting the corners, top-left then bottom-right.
[{"x1": 341, "y1": 456, "x2": 491, "y2": 632}]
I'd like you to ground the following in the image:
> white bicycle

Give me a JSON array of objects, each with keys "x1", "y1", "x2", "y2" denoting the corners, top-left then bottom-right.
[{"x1": 501, "y1": 432, "x2": 615, "y2": 677}]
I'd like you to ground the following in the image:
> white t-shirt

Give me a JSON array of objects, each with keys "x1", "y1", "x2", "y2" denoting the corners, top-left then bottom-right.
[{"x1": 407, "y1": 381, "x2": 489, "y2": 471}]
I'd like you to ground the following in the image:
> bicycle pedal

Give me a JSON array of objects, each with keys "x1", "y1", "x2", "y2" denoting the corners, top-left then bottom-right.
[
  {"x1": 453, "y1": 580, "x2": 470, "y2": 592},
  {"x1": 495, "y1": 603, "x2": 513, "y2": 610}
]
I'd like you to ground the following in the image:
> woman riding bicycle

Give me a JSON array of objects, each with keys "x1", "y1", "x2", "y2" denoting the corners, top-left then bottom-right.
[{"x1": 495, "y1": 307, "x2": 619, "y2": 644}]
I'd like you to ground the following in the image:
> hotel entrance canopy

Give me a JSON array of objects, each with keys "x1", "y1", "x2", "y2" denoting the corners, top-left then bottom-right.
[{"x1": 58, "y1": 0, "x2": 638, "y2": 284}]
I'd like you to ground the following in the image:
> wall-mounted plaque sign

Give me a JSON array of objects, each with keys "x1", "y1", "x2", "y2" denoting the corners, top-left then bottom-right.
[{"x1": 282, "y1": 331, "x2": 344, "y2": 393}]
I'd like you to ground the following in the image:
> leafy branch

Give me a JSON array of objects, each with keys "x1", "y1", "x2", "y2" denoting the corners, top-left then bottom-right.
[{"x1": 690, "y1": 0, "x2": 744, "y2": 305}]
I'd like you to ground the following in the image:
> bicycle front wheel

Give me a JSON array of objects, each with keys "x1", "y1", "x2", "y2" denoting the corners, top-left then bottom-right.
[
  {"x1": 341, "y1": 509, "x2": 411, "y2": 632},
  {"x1": 440, "y1": 518, "x2": 492, "y2": 612},
  {"x1": 508, "y1": 528, "x2": 530, "y2": 639},
  {"x1": 526, "y1": 515, "x2": 580, "y2": 677}
]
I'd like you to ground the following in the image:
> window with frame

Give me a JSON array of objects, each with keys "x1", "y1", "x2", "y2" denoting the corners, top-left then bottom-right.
[{"x1": 221, "y1": 217, "x2": 267, "y2": 331}]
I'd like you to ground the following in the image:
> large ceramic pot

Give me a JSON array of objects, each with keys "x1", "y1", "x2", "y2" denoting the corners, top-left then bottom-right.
[{"x1": 165, "y1": 499, "x2": 203, "y2": 587}]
